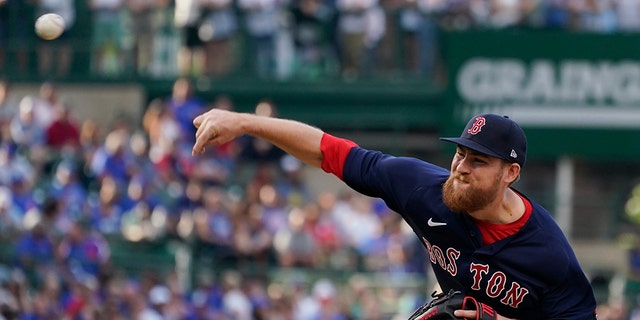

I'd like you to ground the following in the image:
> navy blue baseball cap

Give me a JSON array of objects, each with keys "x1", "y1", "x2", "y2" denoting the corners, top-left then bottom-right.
[{"x1": 440, "y1": 114, "x2": 527, "y2": 168}]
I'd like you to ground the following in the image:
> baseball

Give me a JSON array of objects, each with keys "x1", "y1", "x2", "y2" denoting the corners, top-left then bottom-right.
[{"x1": 35, "y1": 13, "x2": 65, "y2": 40}]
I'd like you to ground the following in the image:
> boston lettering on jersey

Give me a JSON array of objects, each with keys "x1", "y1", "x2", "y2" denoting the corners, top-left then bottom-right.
[{"x1": 422, "y1": 237, "x2": 530, "y2": 309}]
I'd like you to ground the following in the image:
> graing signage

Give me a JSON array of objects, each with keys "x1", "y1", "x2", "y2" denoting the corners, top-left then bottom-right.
[
  {"x1": 443, "y1": 30, "x2": 640, "y2": 160},
  {"x1": 456, "y1": 58, "x2": 640, "y2": 128}
]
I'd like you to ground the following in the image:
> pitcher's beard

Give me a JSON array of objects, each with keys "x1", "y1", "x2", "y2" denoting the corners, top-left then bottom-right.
[{"x1": 442, "y1": 175, "x2": 501, "y2": 213}]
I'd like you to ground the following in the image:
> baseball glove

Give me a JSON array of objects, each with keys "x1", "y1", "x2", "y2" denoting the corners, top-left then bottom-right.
[{"x1": 408, "y1": 289, "x2": 498, "y2": 320}]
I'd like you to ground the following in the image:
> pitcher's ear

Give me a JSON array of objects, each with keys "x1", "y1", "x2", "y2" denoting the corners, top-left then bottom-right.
[{"x1": 506, "y1": 162, "x2": 521, "y2": 185}]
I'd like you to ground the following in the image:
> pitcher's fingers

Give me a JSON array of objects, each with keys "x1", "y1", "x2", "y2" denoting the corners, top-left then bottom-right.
[
  {"x1": 193, "y1": 114, "x2": 205, "y2": 128},
  {"x1": 193, "y1": 136, "x2": 208, "y2": 156},
  {"x1": 194, "y1": 116, "x2": 212, "y2": 142},
  {"x1": 193, "y1": 125, "x2": 210, "y2": 155},
  {"x1": 453, "y1": 310, "x2": 476, "y2": 318}
]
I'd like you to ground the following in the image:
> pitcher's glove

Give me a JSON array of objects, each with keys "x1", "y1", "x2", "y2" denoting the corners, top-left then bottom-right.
[{"x1": 408, "y1": 289, "x2": 498, "y2": 320}]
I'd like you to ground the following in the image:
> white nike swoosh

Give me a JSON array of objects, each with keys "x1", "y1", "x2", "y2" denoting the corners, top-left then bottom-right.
[{"x1": 428, "y1": 218, "x2": 447, "y2": 227}]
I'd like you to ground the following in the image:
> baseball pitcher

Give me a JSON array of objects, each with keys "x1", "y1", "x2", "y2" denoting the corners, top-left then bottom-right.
[{"x1": 192, "y1": 110, "x2": 598, "y2": 319}]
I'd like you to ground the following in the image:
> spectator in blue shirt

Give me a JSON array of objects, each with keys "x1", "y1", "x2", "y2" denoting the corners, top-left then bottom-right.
[
  {"x1": 167, "y1": 78, "x2": 206, "y2": 146},
  {"x1": 16, "y1": 222, "x2": 56, "y2": 286}
]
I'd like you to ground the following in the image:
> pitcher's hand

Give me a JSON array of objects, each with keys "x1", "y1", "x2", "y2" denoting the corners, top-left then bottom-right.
[{"x1": 192, "y1": 109, "x2": 245, "y2": 156}]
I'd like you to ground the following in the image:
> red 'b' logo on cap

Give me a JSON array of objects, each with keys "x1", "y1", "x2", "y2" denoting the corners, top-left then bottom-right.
[{"x1": 467, "y1": 116, "x2": 486, "y2": 135}]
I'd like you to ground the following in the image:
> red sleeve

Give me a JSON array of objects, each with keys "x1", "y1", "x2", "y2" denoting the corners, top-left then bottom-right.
[{"x1": 320, "y1": 133, "x2": 358, "y2": 180}]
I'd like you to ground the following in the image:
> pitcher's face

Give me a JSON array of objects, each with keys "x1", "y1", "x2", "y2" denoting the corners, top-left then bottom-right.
[{"x1": 442, "y1": 147, "x2": 505, "y2": 213}]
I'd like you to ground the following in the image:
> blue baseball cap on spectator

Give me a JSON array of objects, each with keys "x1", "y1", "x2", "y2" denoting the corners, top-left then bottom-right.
[{"x1": 440, "y1": 114, "x2": 527, "y2": 168}]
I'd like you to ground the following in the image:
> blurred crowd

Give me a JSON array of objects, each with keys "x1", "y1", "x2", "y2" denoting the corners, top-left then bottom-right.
[
  {"x1": 0, "y1": 77, "x2": 435, "y2": 319},
  {"x1": 3, "y1": 0, "x2": 640, "y2": 82}
]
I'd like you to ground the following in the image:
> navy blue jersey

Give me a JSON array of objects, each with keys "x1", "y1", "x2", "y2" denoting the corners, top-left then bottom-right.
[{"x1": 340, "y1": 146, "x2": 597, "y2": 319}]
